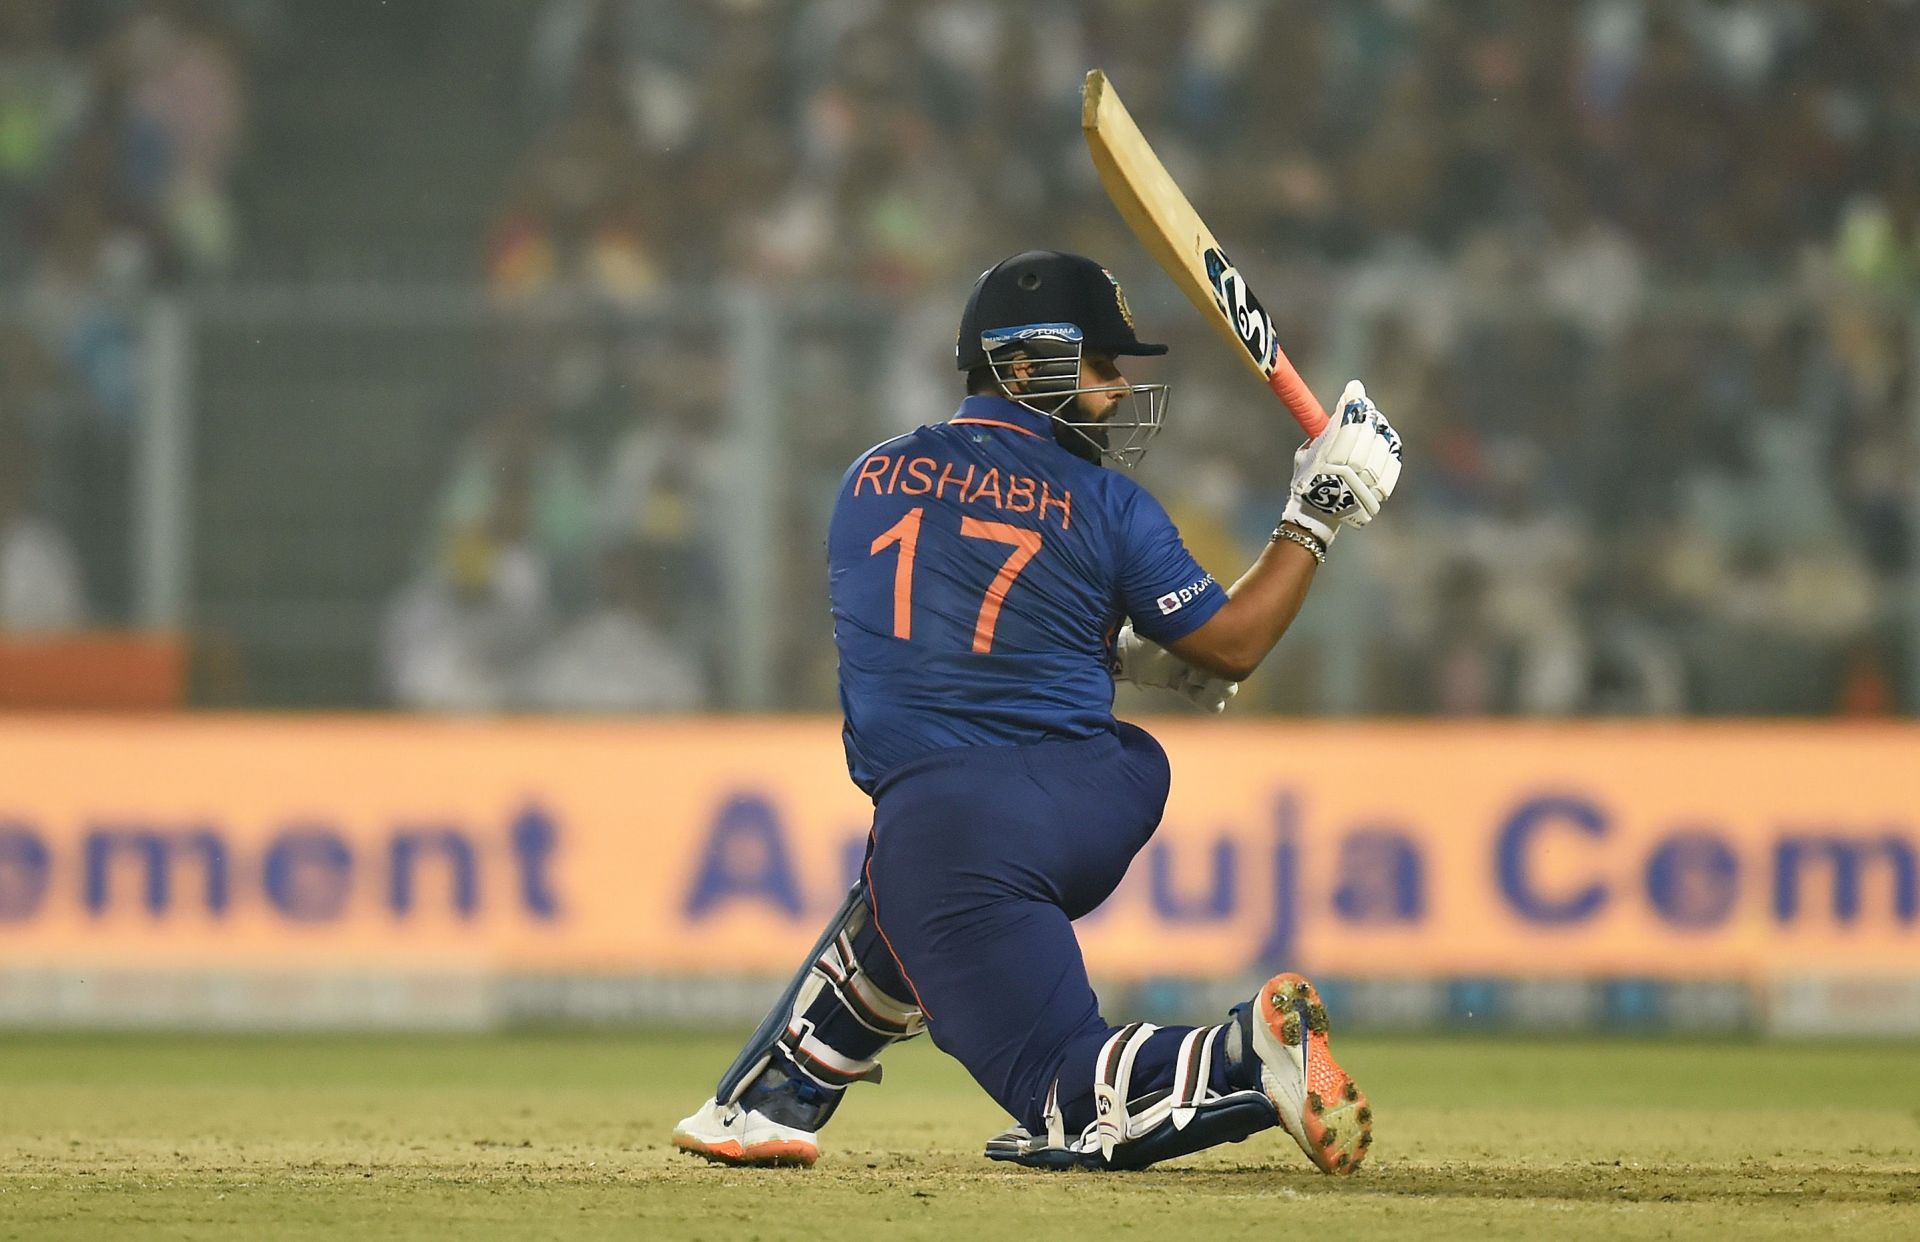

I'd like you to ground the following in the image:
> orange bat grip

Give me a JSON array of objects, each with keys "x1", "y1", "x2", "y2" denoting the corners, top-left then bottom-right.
[{"x1": 1268, "y1": 350, "x2": 1328, "y2": 438}]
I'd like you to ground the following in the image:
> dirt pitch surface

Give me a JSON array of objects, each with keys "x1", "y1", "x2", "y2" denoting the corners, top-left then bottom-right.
[{"x1": 2, "y1": 1031, "x2": 1916, "y2": 1240}]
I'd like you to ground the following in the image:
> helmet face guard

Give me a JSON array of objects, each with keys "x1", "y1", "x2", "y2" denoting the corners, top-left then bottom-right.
[{"x1": 980, "y1": 322, "x2": 1169, "y2": 470}]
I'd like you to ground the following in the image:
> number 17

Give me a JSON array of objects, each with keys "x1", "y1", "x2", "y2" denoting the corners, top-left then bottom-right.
[{"x1": 870, "y1": 506, "x2": 1042, "y2": 653}]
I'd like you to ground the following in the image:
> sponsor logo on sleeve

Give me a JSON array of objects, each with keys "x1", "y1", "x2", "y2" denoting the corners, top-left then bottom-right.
[{"x1": 1156, "y1": 573, "x2": 1217, "y2": 615}]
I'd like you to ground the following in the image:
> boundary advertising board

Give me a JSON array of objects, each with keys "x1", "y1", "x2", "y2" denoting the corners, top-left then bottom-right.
[{"x1": 0, "y1": 718, "x2": 1914, "y2": 980}]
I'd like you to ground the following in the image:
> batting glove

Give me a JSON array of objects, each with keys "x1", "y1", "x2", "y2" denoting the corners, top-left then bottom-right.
[
  {"x1": 1283, "y1": 380, "x2": 1404, "y2": 540},
  {"x1": 1112, "y1": 623, "x2": 1240, "y2": 713}
]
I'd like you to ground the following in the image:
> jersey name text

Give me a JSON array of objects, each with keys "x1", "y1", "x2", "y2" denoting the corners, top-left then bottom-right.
[{"x1": 851, "y1": 454, "x2": 1073, "y2": 531}]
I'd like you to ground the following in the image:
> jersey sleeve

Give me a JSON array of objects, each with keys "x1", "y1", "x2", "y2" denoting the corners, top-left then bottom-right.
[{"x1": 1111, "y1": 480, "x2": 1227, "y2": 645}]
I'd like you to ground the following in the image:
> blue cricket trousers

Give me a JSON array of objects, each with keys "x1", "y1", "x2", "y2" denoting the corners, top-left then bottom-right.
[{"x1": 858, "y1": 722, "x2": 1236, "y2": 1136}]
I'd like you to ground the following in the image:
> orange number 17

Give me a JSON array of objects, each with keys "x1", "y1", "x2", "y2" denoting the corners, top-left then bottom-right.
[{"x1": 869, "y1": 507, "x2": 1042, "y2": 653}]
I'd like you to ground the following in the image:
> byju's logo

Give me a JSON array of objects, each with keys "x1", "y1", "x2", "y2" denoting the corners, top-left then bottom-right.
[{"x1": 1157, "y1": 573, "x2": 1217, "y2": 615}]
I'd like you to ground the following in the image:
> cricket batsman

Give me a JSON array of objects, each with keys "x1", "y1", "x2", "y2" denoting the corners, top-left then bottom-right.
[{"x1": 674, "y1": 250, "x2": 1403, "y2": 1173}]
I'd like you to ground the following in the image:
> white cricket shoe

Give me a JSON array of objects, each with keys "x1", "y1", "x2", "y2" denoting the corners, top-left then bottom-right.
[
  {"x1": 672, "y1": 1096, "x2": 821, "y2": 1168},
  {"x1": 1249, "y1": 973, "x2": 1373, "y2": 1175}
]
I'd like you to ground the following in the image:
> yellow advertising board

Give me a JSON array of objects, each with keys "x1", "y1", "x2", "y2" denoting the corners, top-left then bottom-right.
[{"x1": 0, "y1": 718, "x2": 1915, "y2": 979}]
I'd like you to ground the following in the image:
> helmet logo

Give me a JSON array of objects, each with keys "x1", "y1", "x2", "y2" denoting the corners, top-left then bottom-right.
[
  {"x1": 1102, "y1": 268, "x2": 1136, "y2": 330},
  {"x1": 981, "y1": 322, "x2": 1085, "y2": 350}
]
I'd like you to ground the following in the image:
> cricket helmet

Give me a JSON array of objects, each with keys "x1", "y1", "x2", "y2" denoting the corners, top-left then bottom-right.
[
  {"x1": 956, "y1": 251, "x2": 1170, "y2": 469},
  {"x1": 955, "y1": 250, "x2": 1167, "y2": 370}
]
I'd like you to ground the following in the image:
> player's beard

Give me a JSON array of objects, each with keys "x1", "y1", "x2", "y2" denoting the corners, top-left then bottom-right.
[{"x1": 1054, "y1": 417, "x2": 1110, "y2": 465}]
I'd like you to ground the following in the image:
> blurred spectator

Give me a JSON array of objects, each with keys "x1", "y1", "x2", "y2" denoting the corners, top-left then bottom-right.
[
  {"x1": 1838, "y1": 412, "x2": 1913, "y2": 584},
  {"x1": 1413, "y1": 560, "x2": 1515, "y2": 715},
  {"x1": 430, "y1": 377, "x2": 599, "y2": 599},
  {"x1": 595, "y1": 353, "x2": 725, "y2": 639},
  {"x1": 385, "y1": 359, "x2": 611, "y2": 709},
  {"x1": 0, "y1": 415, "x2": 88, "y2": 631},
  {"x1": 521, "y1": 539, "x2": 708, "y2": 711},
  {"x1": 0, "y1": 4, "x2": 92, "y2": 228},
  {"x1": 0, "y1": 0, "x2": 250, "y2": 633},
  {"x1": 382, "y1": 514, "x2": 557, "y2": 714},
  {"x1": 25, "y1": 179, "x2": 146, "y2": 425},
  {"x1": 1580, "y1": 545, "x2": 1686, "y2": 716},
  {"x1": 1447, "y1": 440, "x2": 1592, "y2": 714},
  {"x1": 109, "y1": 0, "x2": 247, "y2": 272},
  {"x1": 486, "y1": 62, "x2": 660, "y2": 308}
]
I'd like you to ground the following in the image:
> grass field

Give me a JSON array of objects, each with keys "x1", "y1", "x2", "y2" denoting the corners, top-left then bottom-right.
[{"x1": 2, "y1": 1031, "x2": 1916, "y2": 1240}]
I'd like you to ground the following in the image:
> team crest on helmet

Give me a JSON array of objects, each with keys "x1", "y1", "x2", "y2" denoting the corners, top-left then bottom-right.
[{"x1": 1102, "y1": 268, "x2": 1136, "y2": 330}]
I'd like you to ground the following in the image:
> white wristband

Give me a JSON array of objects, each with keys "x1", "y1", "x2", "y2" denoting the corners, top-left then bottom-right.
[{"x1": 1280, "y1": 496, "x2": 1339, "y2": 546}]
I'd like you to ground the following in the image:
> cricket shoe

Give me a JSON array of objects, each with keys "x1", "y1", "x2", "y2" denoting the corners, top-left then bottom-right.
[
  {"x1": 672, "y1": 1097, "x2": 820, "y2": 1167},
  {"x1": 672, "y1": 1060, "x2": 840, "y2": 1168},
  {"x1": 1250, "y1": 972, "x2": 1372, "y2": 1175}
]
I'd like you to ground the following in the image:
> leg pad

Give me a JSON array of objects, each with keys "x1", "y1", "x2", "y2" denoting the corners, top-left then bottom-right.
[{"x1": 984, "y1": 1089, "x2": 1278, "y2": 1171}]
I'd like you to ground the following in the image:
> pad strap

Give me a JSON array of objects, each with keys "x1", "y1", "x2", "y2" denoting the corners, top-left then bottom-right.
[
  {"x1": 1042, "y1": 1078, "x2": 1066, "y2": 1150},
  {"x1": 781, "y1": 1015, "x2": 886, "y2": 1088},
  {"x1": 775, "y1": 937, "x2": 926, "y2": 1091},
  {"x1": 985, "y1": 1089, "x2": 1278, "y2": 1172},
  {"x1": 994, "y1": 1018, "x2": 1279, "y2": 1171},
  {"x1": 1169, "y1": 1024, "x2": 1216, "y2": 1129},
  {"x1": 718, "y1": 884, "x2": 926, "y2": 1103},
  {"x1": 1091, "y1": 1022, "x2": 1158, "y2": 1159},
  {"x1": 819, "y1": 928, "x2": 926, "y2": 1038},
  {"x1": 1090, "y1": 1021, "x2": 1238, "y2": 1157}
]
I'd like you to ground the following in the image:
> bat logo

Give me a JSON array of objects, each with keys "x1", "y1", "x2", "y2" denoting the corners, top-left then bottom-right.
[{"x1": 1203, "y1": 247, "x2": 1279, "y2": 377}]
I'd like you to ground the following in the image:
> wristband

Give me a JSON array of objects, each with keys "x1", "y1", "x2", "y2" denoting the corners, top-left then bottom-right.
[
  {"x1": 1271, "y1": 523, "x2": 1327, "y2": 564},
  {"x1": 1280, "y1": 495, "x2": 1339, "y2": 546}
]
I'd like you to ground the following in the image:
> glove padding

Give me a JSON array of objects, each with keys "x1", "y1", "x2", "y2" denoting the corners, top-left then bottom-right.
[
  {"x1": 1112, "y1": 623, "x2": 1239, "y2": 713},
  {"x1": 1283, "y1": 380, "x2": 1404, "y2": 540}
]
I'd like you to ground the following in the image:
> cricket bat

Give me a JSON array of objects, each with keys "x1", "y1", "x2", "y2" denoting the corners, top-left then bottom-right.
[{"x1": 1082, "y1": 69, "x2": 1329, "y2": 437}]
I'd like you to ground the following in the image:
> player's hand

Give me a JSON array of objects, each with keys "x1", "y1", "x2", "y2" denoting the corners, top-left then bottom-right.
[
  {"x1": 1283, "y1": 380, "x2": 1404, "y2": 539},
  {"x1": 1112, "y1": 623, "x2": 1240, "y2": 713}
]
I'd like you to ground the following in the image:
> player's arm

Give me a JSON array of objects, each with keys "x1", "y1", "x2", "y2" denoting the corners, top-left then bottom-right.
[
  {"x1": 1167, "y1": 532, "x2": 1320, "y2": 682},
  {"x1": 1166, "y1": 382, "x2": 1403, "y2": 682}
]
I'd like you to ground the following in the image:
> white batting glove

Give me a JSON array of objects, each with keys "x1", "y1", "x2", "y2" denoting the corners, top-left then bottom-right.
[
  {"x1": 1283, "y1": 380, "x2": 1404, "y2": 538},
  {"x1": 1112, "y1": 623, "x2": 1240, "y2": 713}
]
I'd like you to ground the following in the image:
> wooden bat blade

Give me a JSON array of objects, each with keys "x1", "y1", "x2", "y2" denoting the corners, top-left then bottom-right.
[{"x1": 1082, "y1": 69, "x2": 1327, "y2": 437}]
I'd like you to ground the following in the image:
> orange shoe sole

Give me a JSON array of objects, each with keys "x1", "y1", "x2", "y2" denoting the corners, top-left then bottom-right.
[
  {"x1": 672, "y1": 1133, "x2": 819, "y2": 1168},
  {"x1": 1260, "y1": 973, "x2": 1373, "y2": 1175}
]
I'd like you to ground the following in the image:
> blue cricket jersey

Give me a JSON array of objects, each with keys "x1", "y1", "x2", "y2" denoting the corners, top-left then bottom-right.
[{"x1": 828, "y1": 394, "x2": 1226, "y2": 795}]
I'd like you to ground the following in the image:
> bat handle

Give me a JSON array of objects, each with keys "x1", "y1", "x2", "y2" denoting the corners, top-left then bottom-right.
[{"x1": 1268, "y1": 352, "x2": 1328, "y2": 438}]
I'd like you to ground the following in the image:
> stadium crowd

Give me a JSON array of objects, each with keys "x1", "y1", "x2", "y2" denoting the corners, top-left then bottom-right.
[
  {"x1": 0, "y1": 0, "x2": 246, "y2": 628},
  {"x1": 451, "y1": 0, "x2": 1917, "y2": 715},
  {"x1": 5, "y1": 0, "x2": 1917, "y2": 716}
]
